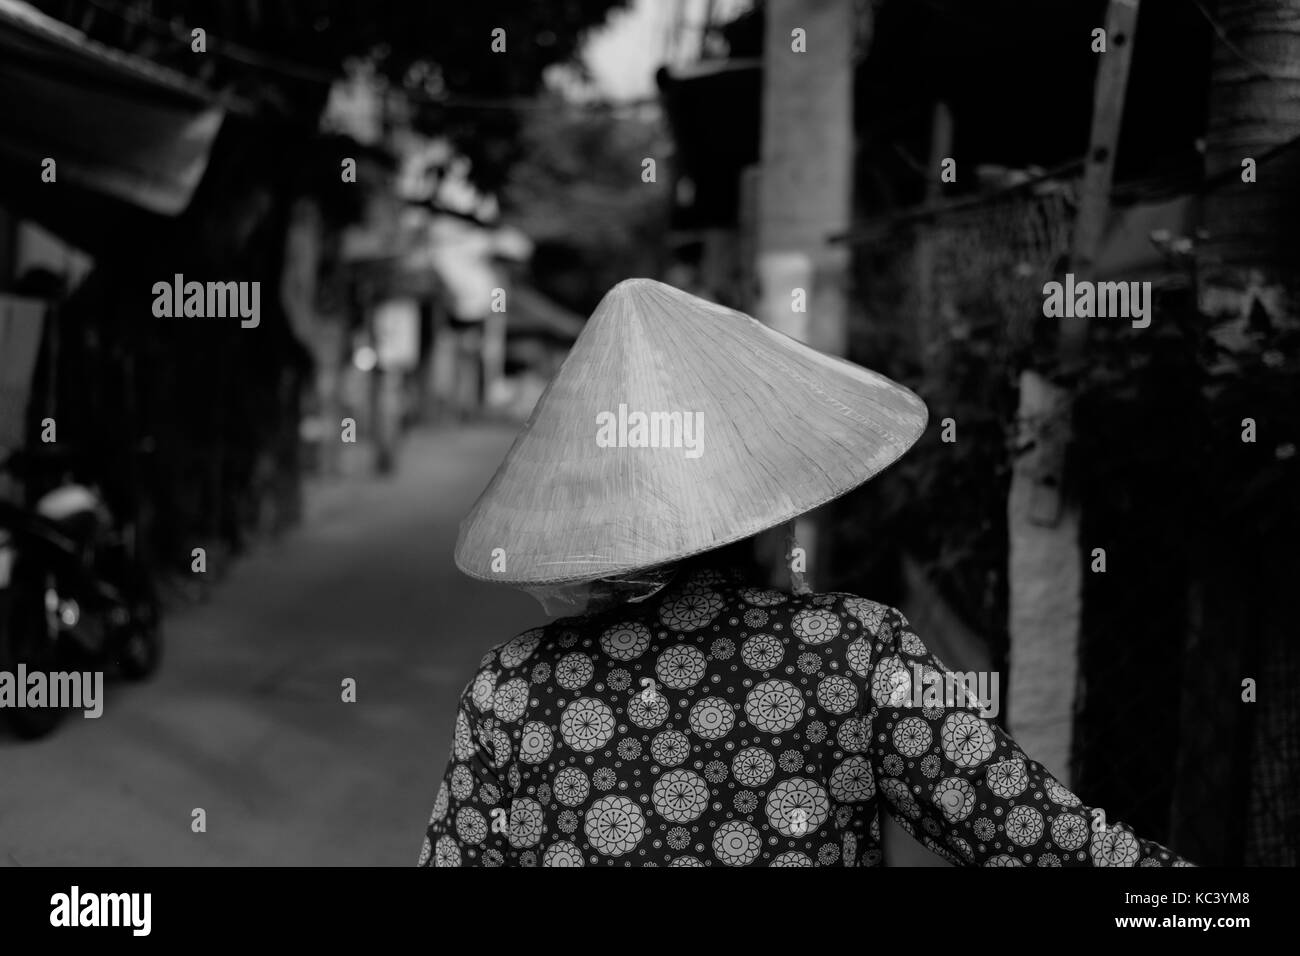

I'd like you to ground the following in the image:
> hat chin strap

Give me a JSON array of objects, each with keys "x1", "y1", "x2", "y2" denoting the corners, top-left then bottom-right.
[
  {"x1": 786, "y1": 521, "x2": 813, "y2": 597},
  {"x1": 517, "y1": 520, "x2": 813, "y2": 618},
  {"x1": 521, "y1": 564, "x2": 681, "y2": 618}
]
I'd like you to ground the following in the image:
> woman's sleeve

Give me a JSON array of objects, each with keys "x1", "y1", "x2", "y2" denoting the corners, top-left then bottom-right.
[
  {"x1": 860, "y1": 603, "x2": 1193, "y2": 867},
  {"x1": 417, "y1": 671, "x2": 515, "y2": 867}
]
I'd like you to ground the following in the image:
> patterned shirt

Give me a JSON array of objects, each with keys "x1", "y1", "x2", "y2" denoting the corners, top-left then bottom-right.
[{"x1": 418, "y1": 566, "x2": 1190, "y2": 867}]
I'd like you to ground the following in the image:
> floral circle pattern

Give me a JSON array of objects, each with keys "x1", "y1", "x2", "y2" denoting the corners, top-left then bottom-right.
[
  {"x1": 652, "y1": 769, "x2": 710, "y2": 823},
  {"x1": 554, "y1": 653, "x2": 594, "y2": 691},
  {"x1": 655, "y1": 644, "x2": 708, "y2": 689},
  {"x1": 1005, "y1": 805, "x2": 1045, "y2": 847},
  {"x1": 1046, "y1": 779, "x2": 1082, "y2": 808},
  {"x1": 836, "y1": 717, "x2": 870, "y2": 754},
  {"x1": 599, "y1": 622, "x2": 652, "y2": 661},
  {"x1": 450, "y1": 764, "x2": 474, "y2": 801},
  {"x1": 893, "y1": 716, "x2": 933, "y2": 758},
  {"x1": 626, "y1": 691, "x2": 670, "y2": 729},
  {"x1": 842, "y1": 596, "x2": 888, "y2": 630},
  {"x1": 739, "y1": 588, "x2": 788, "y2": 607},
  {"x1": 434, "y1": 835, "x2": 461, "y2": 867},
  {"x1": 471, "y1": 671, "x2": 497, "y2": 712},
  {"x1": 870, "y1": 656, "x2": 912, "y2": 708},
  {"x1": 508, "y1": 797, "x2": 545, "y2": 848},
  {"x1": 585, "y1": 796, "x2": 646, "y2": 857},
  {"x1": 1090, "y1": 826, "x2": 1141, "y2": 867},
  {"x1": 486, "y1": 726, "x2": 513, "y2": 768},
  {"x1": 932, "y1": 777, "x2": 977, "y2": 823},
  {"x1": 791, "y1": 608, "x2": 841, "y2": 645},
  {"x1": 452, "y1": 710, "x2": 475, "y2": 761},
  {"x1": 430, "y1": 782, "x2": 449, "y2": 822},
  {"x1": 553, "y1": 767, "x2": 590, "y2": 807},
  {"x1": 745, "y1": 679, "x2": 805, "y2": 733},
  {"x1": 939, "y1": 712, "x2": 997, "y2": 768},
  {"x1": 765, "y1": 777, "x2": 831, "y2": 836},
  {"x1": 986, "y1": 759, "x2": 1029, "y2": 799},
  {"x1": 519, "y1": 721, "x2": 555, "y2": 765},
  {"x1": 659, "y1": 587, "x2": 724, "y2": 632},
  {"x1": 455, "y1": 808, "x2": 487, "y2": 844},
  {"x1": 816, "y1": 675, "x2": 859, "y2": 715},
  {"x1": 732, "y1": 747, "x2": 776, "y2": 788},
  {"x1": 560, "y1": 698, "x2": 616, "y2": 753},
  {"x1": 740, "y1": 634, "x2": 784, "y2": 671},
  {"x1": 846, "y1": 637, "x2": 873, "y2": 678},
  {"x1": 900, "y1": 631, "x2": 928, "y2": 656},
  {"x1": 689, "y1": 697, "x2": 736, "y2": 740},
  {"x1": 712, "y1": 820, "x2": 762, "y2": 866},
  {"x1": 542, "y1": 841, "x2": 585, "y2": 867},
  {"x1": 421, "y1": 572, "x2": 1190, "y2": 868},
  {"x1": 829, "y1": 755, "x2": 876, "y2": 803},
  {"x1": 492, "y1": 678, "x2": 530, "y2": 723},
  {"x1": 650, "y1": 729, "x2": 690, "y2": 767},
  {"x1": 499, "y1": 629, "x2": 542, "y2": 669}
]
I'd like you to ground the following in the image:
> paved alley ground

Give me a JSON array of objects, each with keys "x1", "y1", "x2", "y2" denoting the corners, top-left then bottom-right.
[{"x1": 0, "y1": 424, "x2": 539, "y2": 866}]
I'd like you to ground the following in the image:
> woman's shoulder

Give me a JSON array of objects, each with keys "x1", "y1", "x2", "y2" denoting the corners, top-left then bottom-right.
[
  {"x1": 714, "y1": 580, "x2": 907, "y2": 637},
  {"x1": 475, "y1": 611, "x2": 612, "y2": 678},
  {"x1": 472, "y1": 584, "x2": 909, "y2": 681},
  {"x1": 812, "y1": 591, "x2": 908, "y2": 633},
  {"x1": 476, "y1": 623, "x2": 552, "y2": 676}
]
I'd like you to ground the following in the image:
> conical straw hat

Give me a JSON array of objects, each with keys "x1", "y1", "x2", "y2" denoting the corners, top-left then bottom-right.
[{"x1": 455, "y1": 278, "x2": 928, "y2": 585}]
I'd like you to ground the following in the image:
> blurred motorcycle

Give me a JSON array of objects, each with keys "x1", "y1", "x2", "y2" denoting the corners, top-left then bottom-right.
[{"x1": 0, "y1": 449, "x2": 161, "y2": 739}]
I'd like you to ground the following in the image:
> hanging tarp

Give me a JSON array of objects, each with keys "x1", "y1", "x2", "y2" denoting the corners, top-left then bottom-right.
[{"x1": 0, "y1": 0, "x2": 224, "y2": 216}]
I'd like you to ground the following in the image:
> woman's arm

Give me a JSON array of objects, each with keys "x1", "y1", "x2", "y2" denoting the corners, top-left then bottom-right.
[
  {"x1": 417, "y1": 669, "x2": 515, "y2": 867},
  {"x1": 855, "y1": 602, "x2": 1192, "y2": 867}
]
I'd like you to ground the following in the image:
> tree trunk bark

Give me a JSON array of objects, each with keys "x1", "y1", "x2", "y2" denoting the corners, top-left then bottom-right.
[
  {"x1": 1189, "y1": 0, "x2": 1300, "y2": 865},
  {"x1": 1201, "y1": 0, "x2": 1300, "y2": 306}
]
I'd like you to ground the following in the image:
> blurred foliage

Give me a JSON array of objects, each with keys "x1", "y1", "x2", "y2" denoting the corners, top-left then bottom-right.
[
  {"x1": 1073, "y1": 288, "x2": 1300, "y2": 546},
  {"x1": 39, "y1": 0, "x2": 628, "y2": 189},
  {"x1": 1066, "y1": 281, "x2": 1299, "y2": 853},
  {"x1": 840, "y1": 240, "x2": 1300, "y2": 663},
  {"x1": 501, "y1": 97, "x2": 671, "y2": 313},
  {"x1": 836, "y1": 314, "x2": 1014, "y2": 650}
]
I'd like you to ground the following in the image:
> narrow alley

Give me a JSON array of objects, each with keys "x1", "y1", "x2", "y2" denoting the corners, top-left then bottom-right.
[{"x1": 0, "y1": 425, "x2": 538, "y2": 865}]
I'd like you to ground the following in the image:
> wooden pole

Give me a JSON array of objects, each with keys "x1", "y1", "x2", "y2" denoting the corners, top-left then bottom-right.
[
  {"x1": 1061, "y1": 0, "x2": 1141, "y2": 364},
  {"x1": 1006, "y1": 0, "x2": 1140, "y2": 785}
]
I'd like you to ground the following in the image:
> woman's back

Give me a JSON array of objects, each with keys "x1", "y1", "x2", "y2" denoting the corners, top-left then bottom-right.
[{"x1": 419, "y1": 566, "x2": 1187, "y2": 867}]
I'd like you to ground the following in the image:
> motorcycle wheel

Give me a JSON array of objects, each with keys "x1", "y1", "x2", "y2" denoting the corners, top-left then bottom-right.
[{"x1": 0, "y1": 573, "x2": 69, "y2": 739}]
